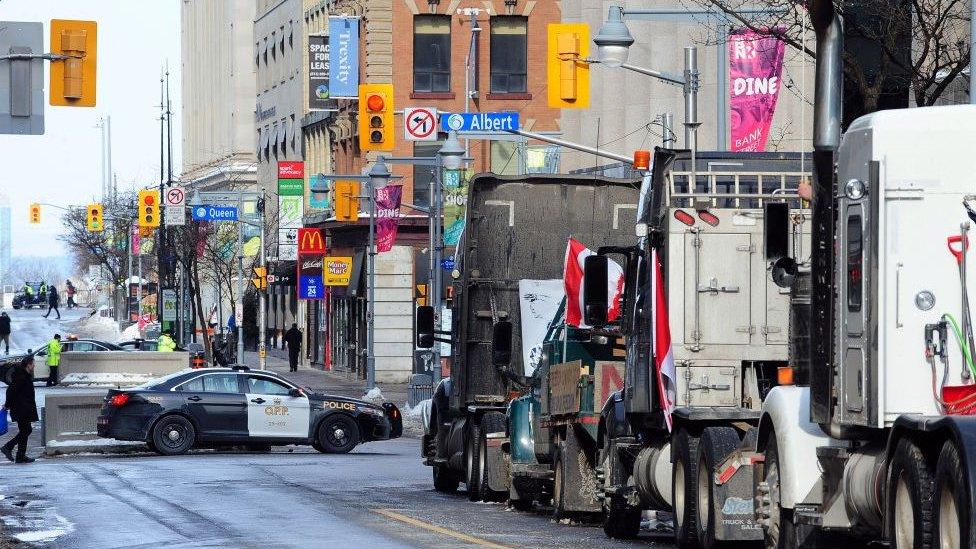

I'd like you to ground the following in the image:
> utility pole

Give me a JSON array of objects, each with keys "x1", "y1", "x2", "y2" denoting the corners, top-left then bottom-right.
[
  {"x1": 662, "y1": 113, "x2": 675, "y2": 148},
  {"x1": 157, "y1": 70, "x2": 166, "y2": 326},
  {"x1": 258, "y1": 196, "x2": 267, "y2": 371}
]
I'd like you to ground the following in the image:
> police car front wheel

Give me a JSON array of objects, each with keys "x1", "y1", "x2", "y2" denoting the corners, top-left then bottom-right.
[{"x1": 317, "y1": 414, "x2": 360, "y2": 454}]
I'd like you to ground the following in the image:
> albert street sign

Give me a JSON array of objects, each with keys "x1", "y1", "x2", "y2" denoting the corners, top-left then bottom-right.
[{"x1": 441, "y1": 112, "x2": 519, "y2": 133}]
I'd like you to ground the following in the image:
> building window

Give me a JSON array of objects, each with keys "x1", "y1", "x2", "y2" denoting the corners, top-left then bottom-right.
[
  {"x1": 414, "y1": 15, "x2": 451, "y2": 93},
  {"x1": 490, "y1": 16, "x2": 527, "y2": 94},
  {"x1": 413, "y1": 140, "x2": 442, "y2": 208}
]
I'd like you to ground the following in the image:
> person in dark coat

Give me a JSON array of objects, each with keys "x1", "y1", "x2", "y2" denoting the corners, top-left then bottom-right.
[
  {"x1": 284, "y1": 323, "x2": 302, "y2": 372},
  {"x1": 0, "y1": 312, "x2": 10, "y2": 355},
  {"x1": 43, "y1": 286, "x2": 60, "y2": 320},
  {"x1": 2, "y1": 356, "x2": 38, "y2": 463}
]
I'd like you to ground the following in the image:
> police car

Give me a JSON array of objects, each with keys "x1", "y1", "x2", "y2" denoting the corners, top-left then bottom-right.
[{"x1": 96, "y1": 367, "x2": 402, "y2": 455}]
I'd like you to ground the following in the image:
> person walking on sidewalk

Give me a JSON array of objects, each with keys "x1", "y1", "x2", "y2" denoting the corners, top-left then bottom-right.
[
  {"x1": 284, "y1": 323, "x2": 302, "y2": 372},
  {"x1": 1, "y1": 356, "x2": 38, "y2": 463},
  {"x1": 45, "y1": 334, "x2": 62, "y2": 387},
  {"x1": 43, "y1": 286, "x2": 60, "y2": 320},
  {"x1": 0, "y1": 312, "x2": 10, "y2": 355},
  {"x1": 65, "y1": 280, "x2": 76, "y2": 309}
]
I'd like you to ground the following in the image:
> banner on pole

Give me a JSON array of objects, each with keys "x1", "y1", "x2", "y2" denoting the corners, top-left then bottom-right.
[
  {"x1": 443, "y1": 169, "x2": 472, "y2": 246},
  {"x1": 308, "y1": 34, "x2": 337, "y2": 111},
  {"x1": 375, "y1": 184, "x2": 402, "y2": 253},
  {"x1": 728, "y1": 28, "x2": 786, "y2": 152},
  {"x1": 328, "y1": 17, "x2": 360, "y2": 98}
]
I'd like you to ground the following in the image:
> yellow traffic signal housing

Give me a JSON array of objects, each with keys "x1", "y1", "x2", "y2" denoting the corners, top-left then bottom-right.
[
  {"x1": 358, "y1": 84, "x2": 394, "y2": 152},
  {"x1": 252, "y1": 266, "x2": 267, "y2": 290},
  {"x1": 334, "y1": 180, "x2": 360, "y2": 222},
  {"x1": 547, "y1": 24, "x2": 590, "y2": 109},
  {"x1": 138, "y1": 190, "x2": 160, "y2": 228},
  {"x1": 50, "y1": 20, "x2": 97, "y2": 107},
  {"x1": 87, "y1": 203, "x2": 104, "y2": 232},
  {"x1": 29, "y1": 203, "x2": 41, "y2": 224}
]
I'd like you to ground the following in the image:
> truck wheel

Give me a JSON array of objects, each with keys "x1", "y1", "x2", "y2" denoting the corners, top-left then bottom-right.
[
  {"x1": 761, "y1": 433, "x2": 796, "y2": 549},
  {"x1": 465, "y1": 421, "x2": 483, "y2": 501},
  {"x1": 696, "y1": 427, "x2": 745, "y2": 548},
  {"x1": 673, "y1": 428, "x2": 702, "y2": 549},
  {"x1": 433, "y1": 464, "x2": 460, "y2": 493},
  {"x1": 479, "y1": 412, "x2": 508, "y2": 502},
  {"x1": 553, "y1": 442, "x2": 568, "y2": 519},
  {"x1": 888, "y1": 438, "x2": 934, "y2": 549},
  {"x1": 934, "y1": 440, "x2": 969, "y2": 549}
]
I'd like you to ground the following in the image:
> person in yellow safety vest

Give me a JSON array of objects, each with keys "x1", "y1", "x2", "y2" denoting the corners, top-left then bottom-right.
[
  {"x1": 158, "y1": 331, "x2": 177, "y2": 352},
  {"x1": 22, "y1": 283, "x2": 32, "y2": 296},
  {"x1": 46, "y1": 334, "x2": 62, "y2": 387},
  {"x1": 38, "y1": 281, "x2": 47, "y2": 296}
]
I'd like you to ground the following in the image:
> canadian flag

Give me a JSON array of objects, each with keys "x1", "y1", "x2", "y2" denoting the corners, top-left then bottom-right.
[
  {"x1": 563, "y1": 238, "x2": 624, "y2": 328},
  {"x1": 653, "y1": 248, "x2": 678, "y2": 431}
]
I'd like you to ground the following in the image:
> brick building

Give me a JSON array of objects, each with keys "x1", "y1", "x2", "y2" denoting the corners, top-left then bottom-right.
[{"x1": 301, "y1": 0, "x2": 562, "y2": 382}]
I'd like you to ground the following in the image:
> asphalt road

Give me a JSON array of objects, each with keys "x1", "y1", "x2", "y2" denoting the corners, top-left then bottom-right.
[{"x1": 0, "y1": 437, "x2": 676, "y2": 548}]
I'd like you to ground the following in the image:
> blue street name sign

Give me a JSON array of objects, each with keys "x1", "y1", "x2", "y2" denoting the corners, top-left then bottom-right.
[
  {"x1": 441, "y1": 112, "x2": 519, "y2": 133},
  {"x1": 441, "y1": 258, "x2": 456, "y2": 271},
  {"x1": 191, "y1": 205, "x2": 239, "y2": 222}
]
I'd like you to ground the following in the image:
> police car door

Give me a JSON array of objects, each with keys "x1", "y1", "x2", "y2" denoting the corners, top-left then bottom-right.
[{"x1": 244, "y1": 375, "x2": 311, "y2": 438}]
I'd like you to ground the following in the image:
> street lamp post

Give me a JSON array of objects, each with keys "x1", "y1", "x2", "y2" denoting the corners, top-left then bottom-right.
[{"x1": 366, "y1": 160, "x2": 393, "y2": 390}]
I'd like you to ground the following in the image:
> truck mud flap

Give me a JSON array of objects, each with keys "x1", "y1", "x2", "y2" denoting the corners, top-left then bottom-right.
[
  {"x1": 484, "y1": 432, "x2": 510, "y2": 493},
  {"x1": 558, "y1": 426, "x2": 602, "y2": 514},
  {"x1": 713, "y1": 449, "x2": 765, "y2": 541}
]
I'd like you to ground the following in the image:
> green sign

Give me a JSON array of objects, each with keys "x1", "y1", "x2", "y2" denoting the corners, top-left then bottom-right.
[
  {"x1": 443, "y1": 169, "x2": 472, "y2": 246},
  {"x1": 278, "y1": 178, "x2": 304, "y2": 196}
]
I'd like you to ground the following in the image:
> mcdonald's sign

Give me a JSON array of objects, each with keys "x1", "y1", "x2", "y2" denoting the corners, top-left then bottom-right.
[{"x1": 298, "y1": 228, "x2": 325, "y2": 254}]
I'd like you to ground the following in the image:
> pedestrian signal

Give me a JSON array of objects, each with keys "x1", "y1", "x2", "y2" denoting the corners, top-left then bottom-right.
[
  {"x1": 49, "y1": 20, "x2": 97, "y2": 107},
  {"x1": 358, "y1": 84, "x2": 394, "y2": 152},
  {"x1": 547, "y1": 24, "x2": 590, "y2": 109},
  {"x1": 138, "y1": 190, "x2": 160, "y2": 228},
  {"x1": 334, "y1": 180, "x2": 360, "y2": 222},
  {"x1": 29, "y1": 203, "x2": 41, "y2": 224},
  {"x1": 87, "y1": 203, "x2": 103, "y2": 232}
]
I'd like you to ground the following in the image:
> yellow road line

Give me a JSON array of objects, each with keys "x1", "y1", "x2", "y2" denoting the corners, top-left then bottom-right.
[{"x1": 373, "y1": 508, "x2": 511, "y2": 548}]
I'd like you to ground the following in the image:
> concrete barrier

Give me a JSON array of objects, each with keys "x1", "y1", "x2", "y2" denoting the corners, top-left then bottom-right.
[
  {"x1": 53, "y1": 351, "x2": 189, "y2": 387},
  {"x1": 42, "y1": 391, "x2": 144, "y2": 455}
]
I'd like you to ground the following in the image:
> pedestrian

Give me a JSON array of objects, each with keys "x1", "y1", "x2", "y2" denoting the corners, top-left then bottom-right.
[
  {"x1": 45, "y1": 334, "x2": 62, "y2": 387},
  {"x1": 65, "y1": 280, "x2": 76, "y2": 309},
  {"x1": 37, "y1": 280, "x2": 47, "y2": 297},
  {"x1": 284, "y1": 323, "x2": 302, "y2": 372},
  {"x1": 43, "y1": 286, "x2": 60, "y2": 320},
  {"x1": 227, "y1": 313, "x2": 238, "y2": 362},
  {"x1": 0, "y1": 312, "x2": 9, "y2": 355},
  {"x1": 1, "y1": 355, "x2": 38, "y2": 463},
  {"x1": 158, "y1": 330, "x2": 177, "y2": 352}
]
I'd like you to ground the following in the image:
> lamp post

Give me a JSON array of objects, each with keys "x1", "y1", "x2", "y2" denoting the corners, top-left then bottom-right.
[{"x1": 366, "y1": 160, "x2": 392, "y2": 390}]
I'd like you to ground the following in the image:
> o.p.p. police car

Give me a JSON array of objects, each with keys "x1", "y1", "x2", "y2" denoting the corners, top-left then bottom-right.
[{"x1": 96, "y1": 367, "x2": 402, "y2": 455}]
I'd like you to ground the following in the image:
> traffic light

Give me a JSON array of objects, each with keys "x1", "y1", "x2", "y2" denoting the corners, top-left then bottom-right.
[
  {"x1": 333, "y1": 180, "x2": 360, "y2": 222},
  {"x1": 87, "y1": 203, "x2": 104, "y2": 232},
  {"x1": 547, "y1": 23, "x2": 590, "y2": 109},
  {"x1": 252, "y1": 266, "x2": 267, "y2": 291},
  {"x1": 49, "y1": 20, "x2": 97, "y2": 107},
  {"x1": 29, "y1": 203, "x2": 40, "y2": 224},
  {"x1": 138, "y1": 190, "x2": 160, "y2": 228},
  {"x1": 358, "y1": 84, "x2": 394, "y2": 151}
]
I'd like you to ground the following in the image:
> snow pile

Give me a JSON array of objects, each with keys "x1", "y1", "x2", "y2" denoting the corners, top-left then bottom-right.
[
  {"x1": 59, "y1": 372, "x2": 157, "y2": 387},
  {"x1": 362, "y1": 387, "x2": 385, "y2": 404},
  {"x1": 400, "y1": 398, "x2": 430, "y2": 438},
  {"x1": 65, "y1": 314, "x2": 122, "y2": 342},
  {"x1": 120, "y1": 322, "x2": 141, "y2": 341},
  {"x1": 0, "y1": 495, "x2": 74, "y2": 544}
]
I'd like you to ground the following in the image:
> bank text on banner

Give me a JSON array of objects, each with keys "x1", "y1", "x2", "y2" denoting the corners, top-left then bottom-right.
[
  {"x1": 728, "y1": 28, "x2": 786, "y2": 152},
  {"x1": 375, "y1": 184, "x2": 403, "y2": 253},
  {"x1": 328, "y1": 17, "x2": 359, "y2": 99}
]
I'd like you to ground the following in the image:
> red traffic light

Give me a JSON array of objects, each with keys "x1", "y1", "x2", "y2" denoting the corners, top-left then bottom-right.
[
  {"x1": 366, "y1": 94, "x2": 385, "y2": 112},
  {"x1": 143, "y1": 195, "x2": 155, "y2": 205}
]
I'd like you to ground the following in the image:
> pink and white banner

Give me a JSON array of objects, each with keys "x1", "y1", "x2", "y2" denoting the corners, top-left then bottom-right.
[
  {"x1": 375, "y1": 184, "x2": 403, "y2": 253},
  {"x1": 729, "y1": 29, "x2": 786, "y2": 152}
]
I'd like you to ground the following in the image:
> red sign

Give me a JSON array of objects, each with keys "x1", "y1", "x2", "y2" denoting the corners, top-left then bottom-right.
[
  {"x1": 298, "y1": 228, "x2": 325, "y2": 254},
  {"x1": 278, "y1": 161, "x2": 305, "y2": 179}
]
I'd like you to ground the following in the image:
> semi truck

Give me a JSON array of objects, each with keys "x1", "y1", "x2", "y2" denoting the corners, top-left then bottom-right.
[{"x1": 418, "y1": 173, "x2": 641, "y2": 500}]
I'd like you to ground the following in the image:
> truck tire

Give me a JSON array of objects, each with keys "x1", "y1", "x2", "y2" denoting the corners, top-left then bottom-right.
[
  {"x1": 465, "y1": 421, "x2": 483, "y2": 501},
  {"x1": 553, "y1": 442, "x2": 568, "y2": 520},
  {"x1": 673, "y1": 428, "x2": 702, "y2": 549},
  {"x1": 887, "y1": 438, "x2": 934, "y2": 549},
  {"x1": 479, "y1": 412, "x2": 508, "y2": 502},
  {"x1": 761, "y1": 432, "x2": 796, "y2": 549},
  {"x1": 696, "y1": 427, "x2": 752, "y2": 549},
  {"x1": 934, "y1": 440, "x2": 969, "y2": 549},
  {"x1": 433, "y1": 464, "x2": 460, "y2": 493}
]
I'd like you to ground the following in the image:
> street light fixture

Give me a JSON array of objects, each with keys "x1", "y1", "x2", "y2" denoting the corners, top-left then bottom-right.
[
  {"x1": 368, "y1": 159, "x2": 392, "y2": 189},
  {"x1": 438, "y1": 130, "x2": 466, "y2": 170},
  {"x1": 593, "y1": 5, "x2": 634, "y2": 67}
]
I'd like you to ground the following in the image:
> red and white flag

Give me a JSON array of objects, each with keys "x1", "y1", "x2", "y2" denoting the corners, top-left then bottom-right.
[
  {"x1": 563, "y1": 238, "x2": 624, "y2": 328},
  {"x1": 653, "y1": 249, "x2": 678, "y2": 431}
]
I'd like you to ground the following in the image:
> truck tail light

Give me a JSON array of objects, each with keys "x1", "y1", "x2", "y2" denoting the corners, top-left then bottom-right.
[
  {"x1": 673, "y1": 210, "x2": 695, "y2": 226},
  {"x1": 108, "y1": 393, "x2": 130, "y2": 407},
  {"x1": 697, "y1": 210, "x2": 720, "y2": 227}
]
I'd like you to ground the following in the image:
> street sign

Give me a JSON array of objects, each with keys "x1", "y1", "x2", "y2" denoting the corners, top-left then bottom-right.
[
  {"x1": 279, "y1": 245, "x2": 298, "y2": 260},
  {"x1": 441, "y1": 112, "x2": 519, "y2": 133},
  {"x1": 165, "y1": 206, "x2": 185, "y2": 226},
  {"x1": 0, "y1": 22, "x2": 45, "y2": 135},
  {"x1": 267, "y1": 274, "x2": 277, "y2": 284},
  {"x1": 442, "y1": 258, "x2": 456, "y2": 271},
  {"x1": 404, "y1": 107, "x2": 437, "y2": 141},
  {"x1": 164, "y1": 185, "x2": 186, "y2": 206},
  {"x1": 191, "y1": 205, "x2": 238, "y2": 222},
  {"x1": 278, "y1": 228, "x2": 298, "y2": 246},
  {"x1": 161, "y1": 289, "x2": 177, "y2": 321},
  {"x1": 278, "y1": 196, "x2": 303, "y2": 229}
]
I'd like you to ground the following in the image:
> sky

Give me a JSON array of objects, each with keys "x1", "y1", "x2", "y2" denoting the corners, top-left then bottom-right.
[{"x1": 0, "y1": 0, "x2": 181, "y2": 258}]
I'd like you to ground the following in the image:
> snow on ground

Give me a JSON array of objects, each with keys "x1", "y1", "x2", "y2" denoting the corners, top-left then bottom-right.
[
  {"x1": 119, "y1": 322, "x2": 140, "y2": 341},
  {"x1": 0, "y1": 491, "x2": 74, "y2": 544},
  {"x1": 45, "y1": 438, "x2": 143, "y2": 448},
  {"x1": 400, "y1": 398, "x2": 430, "y2": 438},
  {"x1": 59, "y1": 372, "x2": 156, "y2": 387},
  {"x1": 64, "y1": 312, "x2": 122, "y2": 343},
  {"x1": 363, "y1": 387, "x2": 385, "y2": 404}
]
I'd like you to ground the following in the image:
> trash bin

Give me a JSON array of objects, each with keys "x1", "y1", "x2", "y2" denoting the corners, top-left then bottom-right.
[{"x1": 407, "y1": 374, "x2": 433, "y2": 408}]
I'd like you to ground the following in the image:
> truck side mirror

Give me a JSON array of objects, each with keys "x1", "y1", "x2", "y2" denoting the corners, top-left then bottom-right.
[
  {"x1": 491, "y1": 321, "x2": 513, "y2": 367},
  {"x1": 764, "y1": 202, "x2": 790, "y2": 261},
  {"x1": 416, "y1": 305, "x2": 435, "y2": 349},
  {"x1": 583, "y1": 254, "x2": 609, "y2": 326}
]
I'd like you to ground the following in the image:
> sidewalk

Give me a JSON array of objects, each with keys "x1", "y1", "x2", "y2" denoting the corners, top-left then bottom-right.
[{"x1": 240, "y1": 351, "x2": 409, "y2": 406}]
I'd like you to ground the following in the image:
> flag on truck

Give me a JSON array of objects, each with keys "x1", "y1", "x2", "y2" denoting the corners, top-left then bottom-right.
[
  {"x1": 563, "y1": 238, "x2": 624, "y2": 328},
  {"x1": 653, "y1": 248, "x2": 677, "y2": 431}
]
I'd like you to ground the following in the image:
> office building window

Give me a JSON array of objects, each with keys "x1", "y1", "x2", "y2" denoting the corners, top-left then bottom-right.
[
  {"x1": 490, "y1": 16, "x2": 527, "y2": 94},
  {"x1": 414, "y1": 16, "x2": 451, "y2": 93}
]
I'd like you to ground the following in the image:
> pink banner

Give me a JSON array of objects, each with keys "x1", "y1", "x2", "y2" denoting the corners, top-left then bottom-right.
[
  {"x1": 131, "y1": 225, "x2": 141, "y2": 255},
  {"x1": 729, "y1": 29, "x2": 786, "y2": 152},
  {"x1": 375, "y1": 184, "x2": 403, "y2": 253}
]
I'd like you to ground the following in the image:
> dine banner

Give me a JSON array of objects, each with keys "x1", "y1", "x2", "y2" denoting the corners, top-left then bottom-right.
[
  {"x1": 729, "y1": 28, "x2": 786, "y2": 152},
  {"x1": 375, "y1": 185, "x2": 403, "y2": 253}
]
